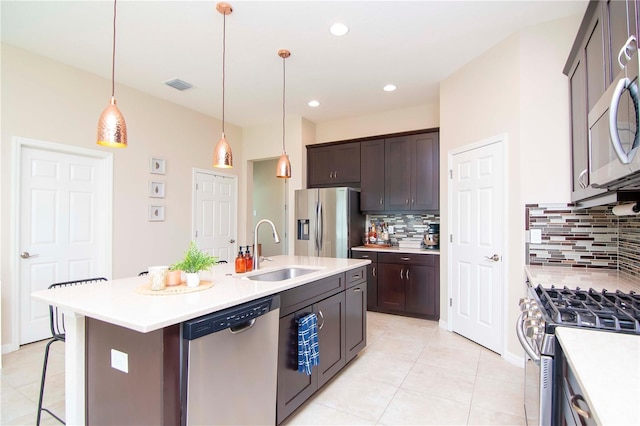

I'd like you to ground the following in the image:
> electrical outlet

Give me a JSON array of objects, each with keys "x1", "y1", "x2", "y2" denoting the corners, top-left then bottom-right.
[
  {"x1": 530, "y1": 229, "x2": 542, "y2": 244},
  {"x1": 111, "y1": 349, "x2": 129, "y2": 373}
]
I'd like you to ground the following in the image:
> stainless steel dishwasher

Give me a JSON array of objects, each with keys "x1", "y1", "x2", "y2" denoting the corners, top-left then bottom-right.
[{"x1": 181, "y1": 295, "x2": 280, "y2": 425}]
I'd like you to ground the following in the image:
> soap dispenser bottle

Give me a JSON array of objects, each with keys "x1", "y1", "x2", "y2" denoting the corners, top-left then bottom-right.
[
  {"x1": 244, "y1": 246, "x2": 253, "y2": 272},
  {"x1": 235, "y1": 246, "x2": 246, "y2": 273}
]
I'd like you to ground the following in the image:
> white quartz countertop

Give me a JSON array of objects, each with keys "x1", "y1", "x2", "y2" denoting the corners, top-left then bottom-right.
[
  {"x1": 31, "y1": 255, "x2": 370, "y2": 334},
  {"x1": 525, "y1": 264, "x2": 640, "y2": 293},
  {"x1": 352, "y1": 245, "x2": 440, "y2": 255},
  {"x1": 555, "y1": 327, "x2": 640, "y2": 425}
]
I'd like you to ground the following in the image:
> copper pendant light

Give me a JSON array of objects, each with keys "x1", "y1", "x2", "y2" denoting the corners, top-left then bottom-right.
[
  {"x1": 276, "y1": 49, "x2": 292, "y2": 178},
  {"x1": 213, "y1": 2, "x2": 233, "y2": 168},
  {"x1": 97, "y1": 0, "x2": 127, "y2": 148}
]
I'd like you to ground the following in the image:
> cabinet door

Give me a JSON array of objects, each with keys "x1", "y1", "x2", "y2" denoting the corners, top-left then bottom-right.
[
  {"x1": 316, "y1": 292, "x2": 346, "y2": 388},
  {"x1": 276, "y1": 308, "x2": 317, "y2": 424},
  {"x1": 584, "y1": 8, "x2": 607, "y2": 112},
  {"x1": 569, "y1": 55, "x2": 590, "y2": 201},
  {"x1": 378, "y1": 263, "x2": 406, "y2": 312},
  {"x1": 405, "y1": 265, "x2": 437, "y2": 317},
  {"x1": 308, "y1": 146, "x2": 332, "y2": 187},
  {"x1": 333, "y1": 142, "x2": 361, "y2": 184},
  {"x1": 360, "y1": 139, "x2": 385, "y2": 211},
  {"x1": 606, "y1": 0, "x2": 637, "y2": 84},
  {"x1": 367, "y1": 262, "x2": 378, "y2": 310},
  {"x1": 345, "y1": 282, "x2": 367, "y2": 362},
  {"x1": 384, "y1": 136, "x2": 412, "y2": 211},
  {"x1": 411, "y1": 133, "x2": 439, "y2": 211}
]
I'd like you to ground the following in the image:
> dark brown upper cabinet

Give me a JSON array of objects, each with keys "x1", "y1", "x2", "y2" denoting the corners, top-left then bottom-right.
[
  {"x1": 359, "y1": 139, "x2": 385, "y2": 211},
  {"x1": 564, "y1": 0, "x2": 639, "y2": 203},
  {"x1": 307, "y1": 142, "x2": 361, "y2": 188},
  {"x1": 384, "y1": 133, "x2": 439, "y2": 212}
]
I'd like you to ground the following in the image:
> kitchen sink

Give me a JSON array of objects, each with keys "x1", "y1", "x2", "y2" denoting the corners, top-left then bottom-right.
[{"x1": 245, "y1": 267, "x2": 319, "y2": 282}]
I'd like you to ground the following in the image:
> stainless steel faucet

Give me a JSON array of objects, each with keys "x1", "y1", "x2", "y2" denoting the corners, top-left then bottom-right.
[{"x1": 253, "y1": 219, "x2": 281, "y2": 270}]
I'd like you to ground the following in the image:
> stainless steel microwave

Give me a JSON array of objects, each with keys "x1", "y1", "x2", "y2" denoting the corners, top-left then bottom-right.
[{"x1": 589, "y1": 36, "x2": 640, "y2": 189}]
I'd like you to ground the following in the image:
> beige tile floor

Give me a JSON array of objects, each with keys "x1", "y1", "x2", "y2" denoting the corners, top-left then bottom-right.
[{"x1": 1, "y1": 312, "x2": 525, "y2": 425}]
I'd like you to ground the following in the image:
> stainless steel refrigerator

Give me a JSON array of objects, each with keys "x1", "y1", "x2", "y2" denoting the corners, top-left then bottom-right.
[{"x1": 294, "y1": 187, "x2": 364, "y2": 258}]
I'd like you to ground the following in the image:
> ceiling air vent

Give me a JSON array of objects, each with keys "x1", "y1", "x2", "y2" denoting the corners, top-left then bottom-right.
[{"x1": 164, "y1": 78, "x2": 192, "y2": 91}]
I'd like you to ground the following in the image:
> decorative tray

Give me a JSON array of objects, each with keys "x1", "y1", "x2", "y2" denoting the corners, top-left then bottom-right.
[{"x1": 135, "y1": 280, "x2": 214, "y2": 295}]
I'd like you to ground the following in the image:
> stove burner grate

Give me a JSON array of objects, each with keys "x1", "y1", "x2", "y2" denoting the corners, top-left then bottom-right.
[{"x1": 536, "y1": 285, "x2": 640, "y2": 333}]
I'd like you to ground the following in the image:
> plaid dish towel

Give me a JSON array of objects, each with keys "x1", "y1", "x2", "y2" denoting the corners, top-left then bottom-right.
[{"x1": 297, "y1": 313, "x2": 320, "y2": 375}]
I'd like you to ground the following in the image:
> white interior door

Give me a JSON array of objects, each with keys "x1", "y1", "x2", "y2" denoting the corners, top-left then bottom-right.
[
  {"x1": 450, "y1": 138, "x2": 505, "y2": 354},
  {"x1": 19, "y1": 143, "x2": 110, "y2": 344},
  {"x1": 194, "y1": 170, "x2": 237, "y2": 263}
]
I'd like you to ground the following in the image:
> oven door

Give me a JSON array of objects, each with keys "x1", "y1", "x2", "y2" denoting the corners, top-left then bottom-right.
[
  {"x1": 590, "y1": 42, "x2": 640, "y2": 189},
  {"x1": 518, "y1": 312, "x2": 553, "y2": 426}
]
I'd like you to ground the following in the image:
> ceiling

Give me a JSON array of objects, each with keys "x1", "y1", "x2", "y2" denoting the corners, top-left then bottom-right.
[{"x1": 1, "y1": 0, "x2": 588, "y2": 129}]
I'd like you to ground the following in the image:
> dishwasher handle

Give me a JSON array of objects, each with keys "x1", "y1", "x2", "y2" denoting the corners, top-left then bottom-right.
[{"x1": 229, "y1": 319, "x2": 256, "y2": 334}]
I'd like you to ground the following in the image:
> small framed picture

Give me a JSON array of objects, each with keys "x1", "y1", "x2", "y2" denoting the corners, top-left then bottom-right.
[
  {"x1": 149, "y1": 181, "x2": 165, "y2": 198},
  {"x1": 148, "y1": 205, "x2": 165, "y2": 222},
  {"x1": 150, "y1": 157, "x2": 166, "y2": 175}
]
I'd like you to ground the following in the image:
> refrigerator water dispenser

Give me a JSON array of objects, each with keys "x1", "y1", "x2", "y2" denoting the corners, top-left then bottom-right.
[{"x1": 297, "y1": 219, "x2": 310, "y2": 240}]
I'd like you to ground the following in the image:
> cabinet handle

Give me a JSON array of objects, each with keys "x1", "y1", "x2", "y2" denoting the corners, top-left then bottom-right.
[
  {"x1": 379, "y1": 198, "x2": 383, "y2": 205},
  {"x1": 400, "y1": 269, "x2": 404, "y2": 279},
  {"x1": 361, "y1": 255, "x2": 370, "y2": 258},
  {"x1": 400, "y1": 257, "x2": 411, "y2": 261},
  {"x1": 578, "y1": 169, "x2": 588, "y2": 189},
  {"x1": 406, "y1": 199, "x2": 410, "y2": 205},
  {"x1": 570, "y1": 395, "x2": 592, "y2": 420},
  {"x1": 334, "y1": 171, "x2": 337, "y2": 179},
  {"x1": 617, "y1": 35, "x2": 637, "y2": 69},
  {"x1": 317, "y1": 310, "x2": 325, "y2": 330},
  {"x1": 352, "y1": 273, "x2": 362, "y2": 279},
  {"x1": 412, "y1": 198, "x2": 415, "y2": 205},
  {"x1": 353, "y1": 287, "x2": 362, "y2": 292},
  {"x1": 406, "y1": 269, "x2": 410, "y2": 280},
  {"x1": 372, "y1": 266, "x2": 376, "y2": 277}
]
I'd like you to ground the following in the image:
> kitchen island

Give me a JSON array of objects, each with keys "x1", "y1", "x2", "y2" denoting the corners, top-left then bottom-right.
[{"x1": 31, "y1": 255, "x2": 370, "y2": 425}]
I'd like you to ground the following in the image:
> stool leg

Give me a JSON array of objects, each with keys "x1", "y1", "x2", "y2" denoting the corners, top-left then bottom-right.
[{"x1": 36, "y1": 339, "x2": 54, "y2": 426}]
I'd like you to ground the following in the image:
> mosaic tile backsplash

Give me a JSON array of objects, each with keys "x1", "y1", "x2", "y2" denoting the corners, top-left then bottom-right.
[
  {"x1": 526, "y1": 203, "x2": 640, "y2": 277},
  {"x1": 367, "y1": 213, "x2": 439, "y2": 245}
]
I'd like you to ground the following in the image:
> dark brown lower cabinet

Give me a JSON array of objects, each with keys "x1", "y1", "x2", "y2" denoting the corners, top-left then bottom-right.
[
  {"x1": 376, "y1": 252, "x2": 439, "y2": 320},
  {"x1": 276, "y1": 271, "x2": 366, "y2": 424},
  {"x1": 351, "y1": 251, "x2": 378, "y2": 310},
  {"x1": 345, "y1": 281, "x2": 367, "y2": 362}
]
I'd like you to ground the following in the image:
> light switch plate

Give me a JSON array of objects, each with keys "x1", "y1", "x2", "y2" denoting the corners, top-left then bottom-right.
[
  {"x1": 530, "y1": 229, "x2": 542, "y2": 244},
  {"x1": 111, "y1": 349, "x2": 129, "y2": 373}
]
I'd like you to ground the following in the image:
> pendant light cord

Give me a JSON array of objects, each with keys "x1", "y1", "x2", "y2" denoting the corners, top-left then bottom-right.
[
  {"x1": 221, "y1": 10, "x2": 226, "y2": 133},
  {"x1": 111, "y1": 0, "x2": 117, "y2": 98},
  {"x1": 282, "y1": 55, "x2": 286, "y2": 151}
]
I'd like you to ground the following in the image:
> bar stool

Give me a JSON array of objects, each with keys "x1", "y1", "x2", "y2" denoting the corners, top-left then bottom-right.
[{"x1": 36, "y1": 277, "x2": 107, "y2": 425}]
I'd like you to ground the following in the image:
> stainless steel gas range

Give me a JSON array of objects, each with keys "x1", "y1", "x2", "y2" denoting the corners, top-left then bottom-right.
[{"x1": 518, "y1": 281, "x2": 640, "y2": 426}]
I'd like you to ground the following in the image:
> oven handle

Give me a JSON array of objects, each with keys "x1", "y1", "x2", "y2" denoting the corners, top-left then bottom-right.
[{"x1": 516, "y1": 312, "x2": 541, "y2": 364}]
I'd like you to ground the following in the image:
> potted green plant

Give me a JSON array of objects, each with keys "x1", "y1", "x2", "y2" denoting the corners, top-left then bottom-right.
[{"x1": 172, "y1": 241, "x2": 218, "y2": 287}]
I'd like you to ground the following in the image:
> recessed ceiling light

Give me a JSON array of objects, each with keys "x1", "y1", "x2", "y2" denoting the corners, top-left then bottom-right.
[
  {"x1": 330, "y1": 23, "x2": 349, "y2": 36},
  {"x1": 308, "y1": 100, "x2": 320, "y2": 107},
  {"x1": 383, "y1": 84, "x2": 397, "y2": 92}
]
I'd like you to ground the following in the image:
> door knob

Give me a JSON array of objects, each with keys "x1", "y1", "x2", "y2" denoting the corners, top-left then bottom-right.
[
  {"x1": 21, "y1": 251, "x2": 38, "y2": 259},
  {"x1": 229, "y1": 239, "x2": 236, "y2": 244},
  {"x1": 484, "y1": 254, "x2": 500, "y2": 262}
]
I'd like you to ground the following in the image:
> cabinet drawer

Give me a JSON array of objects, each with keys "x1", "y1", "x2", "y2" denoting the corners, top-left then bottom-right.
[
  {"x1": 378, "y1": 252, "x2": 436, "y2": 266},
  {"x1": 351, "y1": 251, "x2": 378, "y2": 262},
  {"x1": 346, "y1": 267, "x2": 366, "y2": 288},
  {"x1": 279, "y1": 273, "x2": 345, "y2": 317}
]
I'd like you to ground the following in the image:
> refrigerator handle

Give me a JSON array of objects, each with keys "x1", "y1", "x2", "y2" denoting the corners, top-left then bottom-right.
[
  {"x1": 318, "y1": 201, "x2": 324, "y2": 252},
  {"x1": 314, "y1": 201, "x2": 320, "y2": 252}
]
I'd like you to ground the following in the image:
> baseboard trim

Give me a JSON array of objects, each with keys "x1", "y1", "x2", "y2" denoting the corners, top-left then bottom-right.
[
  {"x1": 503, "y1": 349, "x2": 525, "y2": 368},
  {"x1": 438, "y1": 319, "x2": 449, "y2": 330},
  {"x1": 2, "y1": 342, "x2": 19, "y2": 356}
]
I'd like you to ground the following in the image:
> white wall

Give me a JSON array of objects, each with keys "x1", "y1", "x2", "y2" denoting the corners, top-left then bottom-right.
[
  {"x1": 242, "y1": 116, "x2": 310, "y2": 255},
  {"x1": 439, "y1": 15, "x2": 580, "y2": 360},
  {"x1": 315, "y1": 103, "x2": 440, "y2": 143},
  {"x1": 253, "y1": 159, "x2": 286, "y2": 256},
  {"x1": 1, "y1": 44, "x2": 243, "y2": 349}
]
